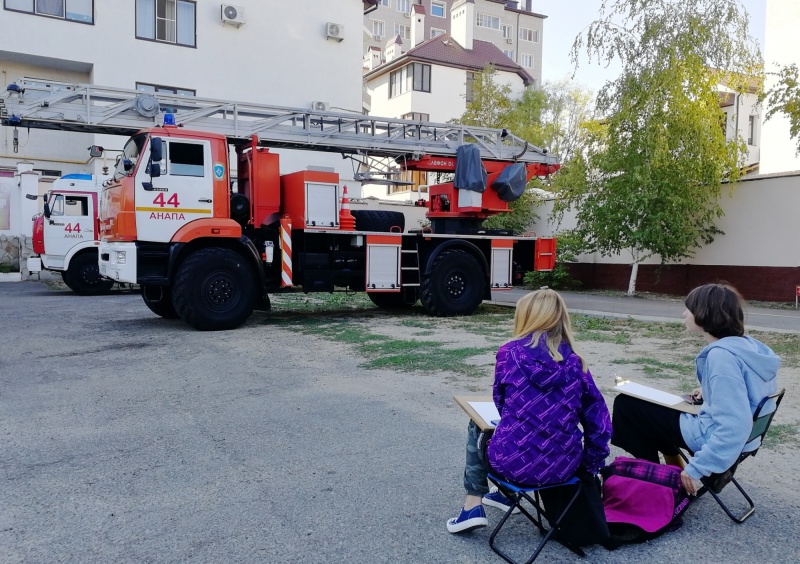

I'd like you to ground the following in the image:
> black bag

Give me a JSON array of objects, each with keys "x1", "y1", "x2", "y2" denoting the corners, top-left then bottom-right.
[{"x1": 539, "y1": 467, "x2": 610, "y2": 547}]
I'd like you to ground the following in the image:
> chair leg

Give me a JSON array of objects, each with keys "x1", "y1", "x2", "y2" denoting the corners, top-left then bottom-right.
[
  {"x1": 488, "y1": 483, "x2": 584, "y2": 564},
  {"x1": 704, "y1": 476, "x2": 756, "y2": 523}
]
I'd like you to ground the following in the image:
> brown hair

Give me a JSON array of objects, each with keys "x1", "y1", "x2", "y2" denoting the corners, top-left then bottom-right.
[
  {"x1": 684, "y1": 282, "x2": 745, "y2": 339},
  {"x1": 513, "y1": 289, "x2": 587, "y2": 372}
]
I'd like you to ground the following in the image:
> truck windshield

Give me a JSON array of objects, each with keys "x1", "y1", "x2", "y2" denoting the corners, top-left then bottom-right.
[{"x1": 114, "y1": 133, "x2": 147, "y2": 178}]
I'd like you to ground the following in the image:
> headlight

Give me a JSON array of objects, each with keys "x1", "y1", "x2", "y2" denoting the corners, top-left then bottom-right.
[{"x1": 115, "y1": 250, "x2": 127, "y2": 264}]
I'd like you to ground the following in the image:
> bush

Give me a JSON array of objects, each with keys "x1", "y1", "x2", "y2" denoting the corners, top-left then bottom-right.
[{"x1": 0, "y1": 263, "x2": 20, "y2": 273}]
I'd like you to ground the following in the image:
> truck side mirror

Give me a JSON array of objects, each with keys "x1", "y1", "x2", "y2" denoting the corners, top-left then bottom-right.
[
  {"x1": 150, "y1": 137, "x2": 163, "y2": 162},
  {"x1": 43, "y1": 201, "x2": 51, "y2": 219},
  {"x1": 148, "y1": 162, "x2": 162, "y2": 178},
  {"x1": 25, "y1": 194, "x2": 38, "y2": 200},
  {"x1": 123, "y1": 158, "x2": 134, "y2": 172},
  {"x1": 88, "y1": 145, "x2": 104, "y2": 158}
]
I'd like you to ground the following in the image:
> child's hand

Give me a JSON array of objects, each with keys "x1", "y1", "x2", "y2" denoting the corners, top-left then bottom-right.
[{"x1": 680, "y1": 471, "x2": 702, "y2": 496}]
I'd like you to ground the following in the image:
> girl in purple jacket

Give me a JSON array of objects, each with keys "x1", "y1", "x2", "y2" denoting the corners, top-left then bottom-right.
[{"x1": 447, "y1": 289, "x2": 612, "y2": 533}]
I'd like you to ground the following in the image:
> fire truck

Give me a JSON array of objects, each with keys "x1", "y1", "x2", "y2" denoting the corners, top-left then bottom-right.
[
  {"x1": 26, "y1": 173, "x2": 115, "y2": 295},
  {"x1": 1, "y1": 81, "x2": 559, "y2": 330}
]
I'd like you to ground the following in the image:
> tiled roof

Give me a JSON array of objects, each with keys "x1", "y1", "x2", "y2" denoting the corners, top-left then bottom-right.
[{"x1": 367, "y1": 34, "x2": 533, "y2": 85}]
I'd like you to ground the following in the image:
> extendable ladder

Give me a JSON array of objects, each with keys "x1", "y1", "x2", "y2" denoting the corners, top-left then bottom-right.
[{"x1": 0, "y1": 79, "x2": 559, "y2": 165}]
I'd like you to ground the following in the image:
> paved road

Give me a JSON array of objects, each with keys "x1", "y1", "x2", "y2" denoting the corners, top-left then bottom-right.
[
  {"x1": 491, "y1": 289, "x2": 800, "y2": 332},
  {"x1": 1, "y1": 281, "x2": 798, "y2": 563}
]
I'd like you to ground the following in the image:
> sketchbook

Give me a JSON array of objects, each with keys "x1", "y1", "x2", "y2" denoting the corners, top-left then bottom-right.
[
  {"x1": 614, "y1": 381, "x2": 701, "y2": 415},
  {"x1": 453, "y1": 396, "x2": 500, "y2": 431}
]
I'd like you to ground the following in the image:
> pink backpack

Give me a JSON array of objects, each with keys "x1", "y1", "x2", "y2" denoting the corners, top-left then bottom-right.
[{"x1": 601, "y1": 457, "x2": 691, "y2": 545}]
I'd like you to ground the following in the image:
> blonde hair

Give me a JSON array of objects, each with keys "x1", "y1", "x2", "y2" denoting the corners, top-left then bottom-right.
[{"x1": 512, "y1": 289, "x2": 587, "y2": 372}]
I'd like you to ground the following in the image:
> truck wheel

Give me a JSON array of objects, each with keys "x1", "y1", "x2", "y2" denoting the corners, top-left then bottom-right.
[
  {"x1": 141, "y1": 285, "x2": 179, "y2": 319},
  {"x1": 420, "y1": 249, "x2": 486, "y2": 316},
  {"x1": 172, "y1": 248, "x2": 256, "y2": 331},
  {"x1": 352, "y1": 210, "x2": 405, "y2": 232},
  {"x1": 63, "y1": 252, "x2": 114, "y2": 295},
  {"x1": 368, "y1": 290, "x2": 418, "y2": 309}
]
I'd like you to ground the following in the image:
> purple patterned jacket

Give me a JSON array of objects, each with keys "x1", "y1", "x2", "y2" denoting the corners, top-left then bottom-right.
[{"x1": 487, "y1": 335, "x2": 612, "y2": 485}]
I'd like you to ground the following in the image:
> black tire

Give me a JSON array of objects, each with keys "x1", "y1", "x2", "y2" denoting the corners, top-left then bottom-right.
[
  {"x1": 172, "y1": 248, "x2": 256, "y2": 331},
  {"x1": 141, "y1": 285, "x2": 179, "y2": 319},
  {"x1": 420, "y1": 249, "x2": 486, "y2": 316},
  {"x1": 368, "y1": 289, "x2": 418, "y2": 309},
  {"x1": 352, "y1": 210, "x2": 405, "y2": 233},
  {"x1": 63, "y1": 252, "x2": 114, "y2": 295}
]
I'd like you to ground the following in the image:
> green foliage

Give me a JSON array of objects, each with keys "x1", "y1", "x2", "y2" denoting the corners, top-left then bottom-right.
[
  {"x1": 561, "y1": 0, "x2": 762, "y2": 294},
  {"x1": 764, "y1": 63, "x2": 800, "y2": 155},
  {"x1": 0, "y1": 263, "x2": 20, "y2": 273},
  {"x1": 457, "y1": 65, "x2": 513, "y2": 128},
  {"x1": 481, "y1": 187, "x2": 541, "y2": 233}
]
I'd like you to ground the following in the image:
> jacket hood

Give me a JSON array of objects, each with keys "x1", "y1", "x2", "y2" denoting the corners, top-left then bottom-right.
[
  {"x1": 699, "y1": 336, "x2": 780, "y2": 382},
  {"x1": 511, "y1": 336, "x2": 577, "y2": 390}
]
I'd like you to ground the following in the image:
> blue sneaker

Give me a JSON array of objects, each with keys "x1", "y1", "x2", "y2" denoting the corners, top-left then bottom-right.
[
  {"x1": 446, "y1": 505, "x2": 488, "y2": 533},
  {"x1": 483, "y1": 488, "x2": 520, "y2": 514}
]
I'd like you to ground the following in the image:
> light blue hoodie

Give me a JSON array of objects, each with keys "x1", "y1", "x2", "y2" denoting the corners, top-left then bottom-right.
[{"x1": 680, "y1": 336, "x2": 780, "y2": 480}]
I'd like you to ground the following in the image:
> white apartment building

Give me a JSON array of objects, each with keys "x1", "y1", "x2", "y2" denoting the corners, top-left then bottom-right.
[
  {"x1": 362, "y1": 0, "x2": 533, "y2": 200},
  {"x1": 760, "y1": 0, "x2": 800, "y2": 174},
  {"x1": 0, "y1": 0, "x2": 373, "y2": 201},
  {"x1": 719, "y1": 81, "x2": 762, "y2": 172},
  {"x1": 365, "y1": 0, "x2": 544, "y2": 88}
]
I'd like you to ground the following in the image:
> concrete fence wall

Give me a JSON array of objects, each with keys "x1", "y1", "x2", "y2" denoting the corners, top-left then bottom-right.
[{"x1": 531, "y1": 171, "x2": 800, "y2": 301}]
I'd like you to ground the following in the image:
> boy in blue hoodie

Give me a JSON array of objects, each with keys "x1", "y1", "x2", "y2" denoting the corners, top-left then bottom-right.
[{"x1": 611, "y1": 283, "x2": 780, "y2": 495}]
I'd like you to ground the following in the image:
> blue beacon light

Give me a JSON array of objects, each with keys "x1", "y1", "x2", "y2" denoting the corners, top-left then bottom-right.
[{"x1": 163, "y1": 113, "x2": 176, "y2": 126}]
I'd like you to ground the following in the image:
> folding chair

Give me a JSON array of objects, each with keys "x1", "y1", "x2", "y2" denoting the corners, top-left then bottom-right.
[
  {"x1": 679, "y1": 388, "x2": 785, "y2": 523},
  {"x1": 486, "y1": 472, "x2": 585, "y2": 564}
]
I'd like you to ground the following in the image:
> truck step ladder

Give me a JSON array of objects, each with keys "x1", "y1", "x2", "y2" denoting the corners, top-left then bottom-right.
[{"x1": 0, "y1": 79, "x2": 559, "y2": 165}]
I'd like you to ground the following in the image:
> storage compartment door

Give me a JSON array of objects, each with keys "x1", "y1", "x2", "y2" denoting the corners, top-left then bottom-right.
[
  {"x1": 366, "y1": 235, "x2": 401, "y2": 292},
  {"x1": 490, "y1": 240, "x2": 513, "y2": 289},
  {"x1": 305, "y1": 182, "x2": 339, "y2": 228}
]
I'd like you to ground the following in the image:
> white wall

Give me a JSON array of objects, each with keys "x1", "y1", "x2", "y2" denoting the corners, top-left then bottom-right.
[
  {"x1": 0, "y1": 1, "x2": 367, "y2": 183},
  {"x1": 533, "y1": 172, "x2": 800, "y2": 268},
  {"x1": 721, "y1": 91, "x2": 761, "y2": 168},
  {"x1": 760, "y1": 0, "x2": 800, "y2": 174}
]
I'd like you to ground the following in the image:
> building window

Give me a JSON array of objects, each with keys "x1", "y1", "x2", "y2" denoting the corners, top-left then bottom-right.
[
  {"x1": 389, "y1": 63, "x2": 431, "y2": 98},
  {"x1": 466, "y1": 71, "x2": 476, "y2": 104},
  {"x1": 503, "y1": 50, "x2": 515, "y2": 61},
  {"x1": 394, "y1": 22, "x2": 410, "y2": 40},
  {"x1": 4, "y1": 0, "x2": 93, "y2": 24},
  {"x1": 431, "y1": 1, "x2": 445, "y2": 17},
  {"x1": 402, "y1": 112, "x2": 430, "y2": 121},
  {"x1": 430, "y1": 27, "x2": 445, "y2": 38},
  {"x1": 519, "y1": 27, "x2": 539, "y2": 42},
  {"x1": 136, "y1": 0, "x2": 196, "y2": 47},
  {"x1": 372, "y1": 19, "x2": 385, "y2": 38},
  {"x1": 476, "y1": 13, "x2": 500, "y2": 29},
  {"x1": 521, "y1": 53, "x2": 534, "y2": 68},
  {"x1": 378, "y1": 0, "x2": 389, "y2": 5},
  {"x1": 501, "y1": 24, "x2": 513, "y2": 39},
  {"x1": 748, "y1": 115, "x2": 757, "y2": 145},
  {"x1": 396, "y1": 0, "x2": 409, "y2": 13}
]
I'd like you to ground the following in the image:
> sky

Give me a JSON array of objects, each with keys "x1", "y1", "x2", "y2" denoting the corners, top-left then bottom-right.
[{"x1": 534, "y1": 0, "x2": 767, "y2": 93}]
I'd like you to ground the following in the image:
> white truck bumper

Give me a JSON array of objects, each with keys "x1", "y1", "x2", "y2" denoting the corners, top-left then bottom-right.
[{"x1": 99, "y1": 241, "x2": 137, "y2": 284}]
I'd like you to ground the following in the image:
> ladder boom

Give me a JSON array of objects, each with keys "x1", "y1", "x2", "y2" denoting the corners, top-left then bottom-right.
[{"x1": 1, "y1": 80, "x2": 559, "y2": 165}]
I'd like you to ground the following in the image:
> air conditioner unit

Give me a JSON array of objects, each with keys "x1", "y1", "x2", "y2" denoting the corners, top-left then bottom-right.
[
  {"x1": 221, "y1": 4, "x2": 245, "y2": 26},
  {"x1": 326, "y1": 22, "x2": 345, "y2": 41},
  {"x1": 373, "y1": 34, "x2": 383, "y2": 41},
  {"x1": 404, "y1": 11, "x2": 412, "y2": 18},
  {"x1": 311, "y1": 101, "x2": 330, "y2": 112},
  {"x1": 506, "y1": 38, "x2": 513, "y2": 44}
]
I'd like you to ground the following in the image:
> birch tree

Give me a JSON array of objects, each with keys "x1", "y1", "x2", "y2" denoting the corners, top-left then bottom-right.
[{"x1": 558, "y1": 0, "x2": 762, "y2": 295}]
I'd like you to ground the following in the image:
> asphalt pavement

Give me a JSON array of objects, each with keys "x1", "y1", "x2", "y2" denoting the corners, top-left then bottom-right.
[
  {"x1": 1, "y1": 281, "x2": 798, "y2": 564},
  {"x1": 490, "y1": 289, "x2": 800, "y2": 333}
]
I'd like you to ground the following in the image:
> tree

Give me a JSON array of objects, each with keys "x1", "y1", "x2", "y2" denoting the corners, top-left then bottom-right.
[
  {"x1": 764, "y1": 63, "x2": 800, "y2": 154},
  {"x1": 540, "y1": 79, "x2": 595, "y2": 162},
  {"x1": 559, "y1": 0, "x2": 762, "y2": 295}
]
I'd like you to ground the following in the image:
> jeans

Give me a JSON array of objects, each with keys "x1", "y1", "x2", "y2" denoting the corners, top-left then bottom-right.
[{"x1": 463, "y1": 420, "x2": 492, "y2": 497}]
